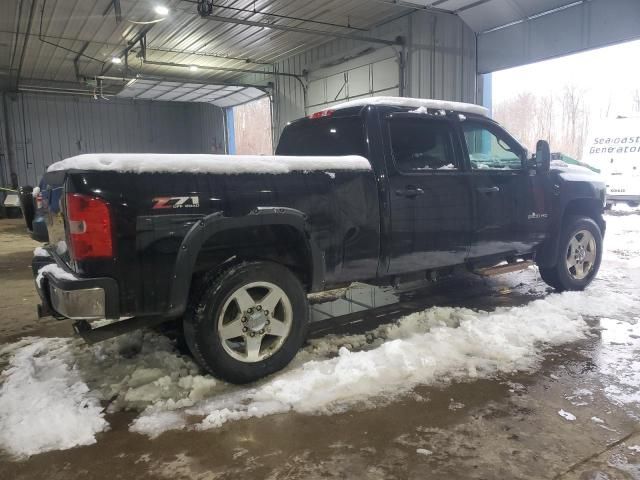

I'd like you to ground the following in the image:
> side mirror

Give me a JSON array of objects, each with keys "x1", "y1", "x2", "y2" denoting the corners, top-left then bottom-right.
[{"x1": 535, "y1": 140, "x2": 551, "y2": 173}]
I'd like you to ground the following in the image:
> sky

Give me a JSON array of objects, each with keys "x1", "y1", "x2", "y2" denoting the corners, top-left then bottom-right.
[{"x1": 492, "y1": 38, "x2": 640, "y2": 121}]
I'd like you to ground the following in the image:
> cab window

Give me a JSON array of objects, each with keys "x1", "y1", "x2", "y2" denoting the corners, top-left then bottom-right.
[
  {"x1": 388, "y1": 117, "x2": 457, "y2": 173},
  {"x1": 275, "y1": 116, "x2": 365, "y2": 156},
  {"x1": 462, "y1": 121, "x2": 523, "y2": 171}
]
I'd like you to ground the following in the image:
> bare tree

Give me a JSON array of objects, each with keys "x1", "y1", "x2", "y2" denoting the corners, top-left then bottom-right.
[{"x1": 494, "y1": 83, "x2": 590, "y2": 159}]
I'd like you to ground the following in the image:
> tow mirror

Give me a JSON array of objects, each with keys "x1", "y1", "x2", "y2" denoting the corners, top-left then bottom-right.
[{"x1": 535, "y1": 140, "x2": 551, "y2": 173}]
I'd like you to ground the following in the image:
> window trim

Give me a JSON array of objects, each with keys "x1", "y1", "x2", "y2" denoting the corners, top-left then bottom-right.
[
  {"x1": 460, "y1": 119, "x2": 526, "y2": 173},
  {"x1": 385, "y1": 114, "x2": 463, "y2": 176}
]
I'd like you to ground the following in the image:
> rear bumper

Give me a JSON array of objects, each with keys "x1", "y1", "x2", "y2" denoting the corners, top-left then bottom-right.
[{"x1": 32, "y1": 254, "x2": 120, "y2": 320}]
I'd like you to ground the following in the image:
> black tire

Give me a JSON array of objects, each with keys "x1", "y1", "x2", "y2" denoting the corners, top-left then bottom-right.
[
  {"x1": 183, "y1": 261, "x2": 309, "y2": 384},
  {"x1": 538, "y1": 216, "x2": 602, "y2": 292},
  {"x1": 18, "y1": 185, "x2": 34, "y2": 231}
]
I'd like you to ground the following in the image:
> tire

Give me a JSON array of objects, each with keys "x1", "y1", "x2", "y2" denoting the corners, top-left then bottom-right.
[
  {"x1": 538, "y1": 215, "x2": 602, "y2": 292},
  {"x1": 183, "y1": 261, "x2": 309, "y2": 384},
  {"x1": 18, "y1": 186, "x2": 34, "y2": 231}
]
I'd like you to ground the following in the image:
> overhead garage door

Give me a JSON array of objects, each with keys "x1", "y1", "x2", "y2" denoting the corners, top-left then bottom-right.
[{"x1": 305, "y1": 48, "x2": 400, "y2": 114}]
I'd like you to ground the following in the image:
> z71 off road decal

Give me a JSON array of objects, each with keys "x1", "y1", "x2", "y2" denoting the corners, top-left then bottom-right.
[{"x1": 152, "y1": 196, "x2": 200, "y2": 209}]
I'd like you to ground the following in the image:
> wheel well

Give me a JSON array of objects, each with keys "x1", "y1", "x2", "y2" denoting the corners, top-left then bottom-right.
[
  {"x1": 192, "y1": 224, "x2": 313, "y2": 291},
  {"x1": 563, "y1": 198, "x2": 605, "y2": 233},
  {"x1": 536, "y1": 197, "x2": 605, "y2": 268}
]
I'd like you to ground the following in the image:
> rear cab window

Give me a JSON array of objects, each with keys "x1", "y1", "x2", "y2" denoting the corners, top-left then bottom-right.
[{"x1": 275, "y1": 115, "x2": 365, "y2": 156}]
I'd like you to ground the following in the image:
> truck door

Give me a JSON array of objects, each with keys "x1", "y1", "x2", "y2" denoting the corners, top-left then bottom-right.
[
  {"x1": 383, "y1": 113, "x2": 473, "y2": 275},
  {"x1": 459, "y1": 118, "x2": 549, "y2": 261}
]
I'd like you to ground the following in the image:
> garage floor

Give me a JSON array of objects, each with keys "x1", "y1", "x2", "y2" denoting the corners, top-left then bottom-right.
[{"x1": 1, "y1": 212, "x2": 639, "y2": 480}]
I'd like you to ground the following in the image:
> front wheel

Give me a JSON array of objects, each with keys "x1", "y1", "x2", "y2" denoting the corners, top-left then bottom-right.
[
  {"x1": 183, "y1": 261, "x2": 309, "y2": 384},
  {"x1": 538, "y1": 216, "x2": 602, "y2": 291}
]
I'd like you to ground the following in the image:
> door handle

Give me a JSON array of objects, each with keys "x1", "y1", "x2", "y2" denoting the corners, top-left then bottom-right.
[
  {"x1": 396, "y1": 186, "x2": 425, "y2": 198},
  {"x1": 477, "y1": 186, "x2": 500, "y2": 194}
]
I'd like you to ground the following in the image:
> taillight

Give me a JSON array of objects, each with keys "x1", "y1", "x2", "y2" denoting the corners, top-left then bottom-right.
[
  {"x1": 308, "y1": 109, "x2": 334, "y2": 119},
  {"x1": 66, "y1": 193, "x2": 113, "y2": 260}
]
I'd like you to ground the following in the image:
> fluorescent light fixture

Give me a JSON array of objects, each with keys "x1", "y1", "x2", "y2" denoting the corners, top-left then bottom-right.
[
  {"x1": 154, "y1": 5, "x2": 169, "y2": 16},
  {"x1": 111, "y1": 57, "x2": 122, "y2": 64},
  {"x1": 189, "y1": 65, "x2": 199, "y2": 72}
]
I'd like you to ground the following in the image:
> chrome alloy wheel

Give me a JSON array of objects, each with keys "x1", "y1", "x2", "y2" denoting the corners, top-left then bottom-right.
[
  {"x1": 217, "y1": 281, "x2": 293, "y2": 363},
  {"x1": 565, "y1": 229, "x2": 597, "y2": 280}
]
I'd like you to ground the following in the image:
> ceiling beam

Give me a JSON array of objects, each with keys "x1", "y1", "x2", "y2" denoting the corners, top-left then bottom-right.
[
  {"x1": 200, "y1": 14, "x2": 404, "y2": 47},
  {"x1": 144, "y1": 60, "x2": 301, "y2": 80}
]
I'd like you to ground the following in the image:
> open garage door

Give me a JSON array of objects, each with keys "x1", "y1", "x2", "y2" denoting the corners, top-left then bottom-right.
[{"x1": 305, "y1": 48, "x2": 401, "y2": 114}]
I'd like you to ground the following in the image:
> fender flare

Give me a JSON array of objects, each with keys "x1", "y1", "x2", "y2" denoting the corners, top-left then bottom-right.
[{"x1": 165, "y1": 207, "x2": 324, "y2": 318}]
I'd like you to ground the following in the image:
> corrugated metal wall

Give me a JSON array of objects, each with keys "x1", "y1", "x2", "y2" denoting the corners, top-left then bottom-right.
[
  {"x1": 477, "y1": 0, "x2": 640, "y2": 74},
  {"x1": 0, "y1": 93, "x2": 227, "y2": 186},
  {"x1": 240, "y1": 10, "x2": 477, "y2": 140}
]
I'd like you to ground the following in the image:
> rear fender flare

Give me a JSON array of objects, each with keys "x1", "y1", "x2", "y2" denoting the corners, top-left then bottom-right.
[{"x1": 165, "y1": 207, "x2": 324, "y2": 318}]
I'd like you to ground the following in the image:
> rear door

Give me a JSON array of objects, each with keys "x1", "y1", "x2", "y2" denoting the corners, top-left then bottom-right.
[
  {"x1": 460, "y1": 118, "x2": 548, "y2": 261},
  {"x1": 383, "y1": 113, "x2": 473, "y2": 275}
]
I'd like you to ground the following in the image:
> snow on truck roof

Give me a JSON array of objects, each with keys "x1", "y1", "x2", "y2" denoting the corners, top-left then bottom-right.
[
  {"x1": 330, "y1": 96, "x2": 489, "y2": 117},
  {"x1": 47, "y1": 153, "x2": 371, "y2": 175}
]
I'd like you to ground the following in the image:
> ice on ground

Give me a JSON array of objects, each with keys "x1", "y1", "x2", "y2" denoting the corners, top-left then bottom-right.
[
  {"x1": 0, "y1": 338, "x2": 108, "y2": 458},
  {"x1": 416, "y1": 448, "x2": 433, "y2": 456},
  {"x1": 628, "y1": 445, "x2": 640, "y2": 453},
  {"x1": 558, "y1": 409, "x2": 577, "y2": 421},
  {"x1": 591, "y1": 416, "x2": 605, "y2": 424}
]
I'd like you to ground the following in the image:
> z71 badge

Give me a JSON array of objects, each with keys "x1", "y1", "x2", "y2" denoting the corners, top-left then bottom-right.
[{"x1": 152, "y1": 196, "x2": 200, "y2": 209}]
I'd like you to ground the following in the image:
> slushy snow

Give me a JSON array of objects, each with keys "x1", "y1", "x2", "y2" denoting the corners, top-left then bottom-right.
[
  {"x1": 47, "y1": 154, "x2": 371, "y2": 175},
  {"x1": 0, "y1": 338, "x2": 108, "y2": 458}
]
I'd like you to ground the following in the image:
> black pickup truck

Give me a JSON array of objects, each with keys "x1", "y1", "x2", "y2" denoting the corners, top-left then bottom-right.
[{"x1": 33, "y1": 97, "x2": 606, "y2": 383}]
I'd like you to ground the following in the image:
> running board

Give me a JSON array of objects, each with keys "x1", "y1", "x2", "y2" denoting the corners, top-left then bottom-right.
[{"x1": 473, "y1": 260, "x2": 534, "y2": 277}]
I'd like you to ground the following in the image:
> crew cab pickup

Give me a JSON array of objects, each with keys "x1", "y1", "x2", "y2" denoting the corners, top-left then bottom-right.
[{"x1": 33, "y1": 97, "x2": 606, "y2": 383}]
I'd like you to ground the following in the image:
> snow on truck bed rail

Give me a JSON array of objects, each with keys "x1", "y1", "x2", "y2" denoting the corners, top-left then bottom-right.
[{"x1": 47, "y1": 154, "x2": 371, "y2": 175}]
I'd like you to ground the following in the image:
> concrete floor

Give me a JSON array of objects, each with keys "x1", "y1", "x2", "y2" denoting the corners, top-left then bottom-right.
[{"x1": 1, "y1": 217, "x2": 639, "y2": 480}]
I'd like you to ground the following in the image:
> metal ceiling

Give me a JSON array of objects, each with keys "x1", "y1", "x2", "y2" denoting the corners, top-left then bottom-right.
[
  {"x1": 116, "y1": 79, "x2": 266, "y2": 107},
  {"x1": 1, "y1": 0, "x2": 585, "y2": 106},
  {"x1": 0, "y1": 0, "x2": 411, "y2": 104}
]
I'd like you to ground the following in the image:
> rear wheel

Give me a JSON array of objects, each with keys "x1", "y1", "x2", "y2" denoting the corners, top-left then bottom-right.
[
  {"x1": 183, "y1": 261, "x2": 309, "y2": 384},
  {"x1": 538, "y1": 216, "x2": 602, "y2": 291}
]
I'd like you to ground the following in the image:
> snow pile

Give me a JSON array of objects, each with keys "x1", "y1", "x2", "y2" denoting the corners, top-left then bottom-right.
[
  {"x1": 0, "y1": 338, "x2": 108, "y2": 458},
  {"x1": 47, "y1": 154, "x2": 371, "y2": 175},
  {"x1": 35, "y1": 263, "x2": 78, "y2": 287},
  {"x1": 71, "y1": 332, "x2": 219, "y2": 413},
  {"x1": 132, "y1": 293, "x2": 595, "y2": 436}
]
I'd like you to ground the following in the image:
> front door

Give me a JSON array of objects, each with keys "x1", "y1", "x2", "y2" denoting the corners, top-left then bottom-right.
[
  {"x1": 384, "y1": 113, "x2": 473, "y2": 275},
  {"x1": 460, "y1": 119, "x2": 549, "y2": 261}
]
